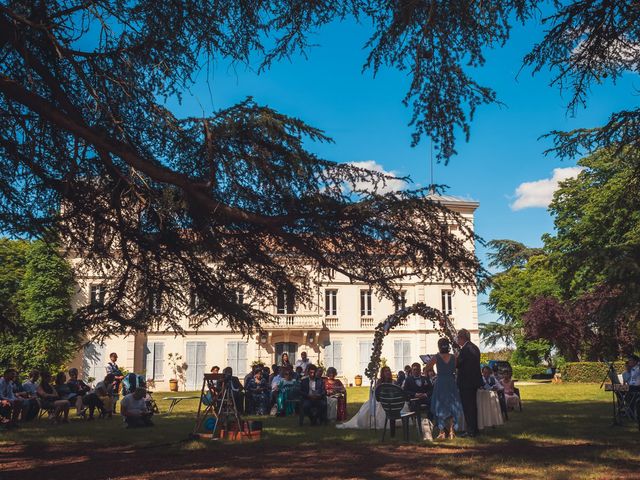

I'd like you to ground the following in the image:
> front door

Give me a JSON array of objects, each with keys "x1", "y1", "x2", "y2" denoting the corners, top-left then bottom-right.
[
  {"x1": 275, "y1": 342, "x2": 298, "y2": 364},
  {"x1": 185, "y1": 341, "x2": 207, "y2": 390}
]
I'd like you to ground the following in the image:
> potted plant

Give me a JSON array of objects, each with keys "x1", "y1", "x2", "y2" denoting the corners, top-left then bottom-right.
[{"x1": 168, "y1": 353, "x2": 186, "y2": 392}]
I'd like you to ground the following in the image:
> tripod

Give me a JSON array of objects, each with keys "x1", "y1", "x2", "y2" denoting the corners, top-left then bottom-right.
[
  {"x1": 599, "y1": 362, "x2": 621, "y2": 426},
  {"x1": 212, "y1": 376, "x2": 243, "y2": 439},
  {"x1": 192, "y1": 373, "x2": 243, "y2": 440}
]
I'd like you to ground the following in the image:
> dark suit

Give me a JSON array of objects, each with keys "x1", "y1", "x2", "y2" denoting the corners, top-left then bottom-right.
[
  {"x1": 403, "y1": 375, "x2": 433, "y2": 414},
  {"x1": 300, "y1": 376, "x2": 326, "y2": 425},
  {"x1": 457, "y1": 341, "x2": 482, "y2": 434}
]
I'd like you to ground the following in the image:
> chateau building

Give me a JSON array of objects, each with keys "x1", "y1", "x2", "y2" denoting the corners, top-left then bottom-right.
[{"x1": 71, "y1": 194, "x2": 479, "y2": 388}]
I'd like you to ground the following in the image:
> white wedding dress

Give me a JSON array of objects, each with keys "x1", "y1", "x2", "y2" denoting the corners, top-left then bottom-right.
[
  {"x1": 336, "y1": 390, "x2": 387, "y2": 429},
  {"x1": 336, "y1": 387, "x2": 432, "y2": 440}
]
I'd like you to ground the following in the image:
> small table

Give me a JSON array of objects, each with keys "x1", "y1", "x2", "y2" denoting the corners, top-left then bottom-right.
[
  {"x1": 162, "y1": 395, "x2": 200, "y2": 414},
  {"x1": 476, "y1": 390, "x2": 504, "y2": 430}
]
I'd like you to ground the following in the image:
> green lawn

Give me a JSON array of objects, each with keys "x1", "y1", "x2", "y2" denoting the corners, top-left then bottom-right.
[{"x1": 2, "y1": 383, "x2": 639, "y2": 479}]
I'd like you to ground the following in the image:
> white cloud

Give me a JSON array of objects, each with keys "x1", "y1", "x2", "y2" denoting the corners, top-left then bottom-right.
[
  {"x1": 510, "y1": 167, "x2": 584, "y2": 211},
  {"x1": 347, "y1": 160, "x2": 408, "y2": 194}
]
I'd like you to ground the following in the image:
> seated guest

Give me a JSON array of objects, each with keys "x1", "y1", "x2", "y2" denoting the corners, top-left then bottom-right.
[
  {"x1": 269, "y1": 365, "x2": 279, "y2": 385},
  {"x1": 481, "y1": 366, "x2": 504, "y2": 391},
  {"x1": 270, "y1": 366, "x2": 282, "y2": 408},
  {"x1": 243, "y1": 364, "x2": 261, "y2": 413},
  {"x1": 210, "y1": 366, "x2": 221, "y2": 393},
  {"x1": 324, "y1": 367, "x2": 347, "y2": 422},
  {"x1": 54, "y1": 372, "x2": 77, "y2": 402},
  {"x1": 37, "y1": 371, "x2": 70, "y2": 423},
  {"x1": 427, "y1": 369, "x2": 437, "y2": 385},
  {"x1": 395, "y1": 370, "x2": 406, "y2": 387},
  {"x1": 294, "y1": 366, "x2": 304, "y2": 381},
  {"x1": 316, "y1": 367, "x2": 325, "y2": 379},
  {"x1": 67, "y1": 368, "x2": 101, "y2": 420},
  {"x1": 501, "y1": 372, "x2": 520, "y2": 409},
  {"x1": 222, "y1": 367, "x2": 244, "y2": 411},
  {"x1": 0, "y1": 369, "x2": 26, "y2": 423},
  {"x1": 13, "y1": 371, "x2": 39, "y2": 421},
  {"x1": 21, "y1": 370, "x2": 39, "y2": 397},
  {"x1": 95, "y1": 373, "x2": 116, "y2": 418},
  {"x1": 404, "y1": 364, "x2": 412, "y2": 380},
  {"x1": 277, "y1": 368, "x2": 299, "y2": 416},
  {"x1": 300, "y1": 364, "x2": 326, "y2": 426},
  {"x1": 121, "y1": 387, "x2": 153, "y2": 428},
  {"x1": 246, "y1": 369, "x2": 270, "y2": 415},
  {"x1": 280, "y1": 352, "x2": 292, "y2": 368},
  {"x1": 403, "y1": 362, "x2": 433, "y2": 415}
]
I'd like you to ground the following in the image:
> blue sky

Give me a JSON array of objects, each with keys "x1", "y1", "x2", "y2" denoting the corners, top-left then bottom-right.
[{"x1": 168, "y1": 15, "x2": 638, "y2": 329}]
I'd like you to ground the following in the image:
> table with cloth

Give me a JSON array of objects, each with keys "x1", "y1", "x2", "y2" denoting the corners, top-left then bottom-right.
[{"x1": 476, "y1": 389, "x2": 504, "y2": 429}]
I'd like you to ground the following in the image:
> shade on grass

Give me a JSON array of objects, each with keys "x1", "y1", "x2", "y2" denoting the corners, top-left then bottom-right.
[{"x1": 1, "y1": 383, "x2": 638, "y2": 479}]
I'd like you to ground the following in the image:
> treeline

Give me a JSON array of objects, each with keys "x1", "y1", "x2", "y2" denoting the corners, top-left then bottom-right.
[{"x1": 482, "y1": 149, "x2": 640, "y2": 365}]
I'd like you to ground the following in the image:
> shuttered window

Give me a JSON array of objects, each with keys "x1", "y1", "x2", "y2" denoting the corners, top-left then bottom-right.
[
  {"x1": 227, "y1": 341, "x2": 248, "y2": 377},
  {"x1": 323, "y1": 341, "x2": 342, "y2": 373}
]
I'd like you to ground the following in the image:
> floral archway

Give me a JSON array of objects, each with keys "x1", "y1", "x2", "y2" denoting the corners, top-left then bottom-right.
[{"x1": 365, "y1": 302, "x2": 459, "y2": 382}]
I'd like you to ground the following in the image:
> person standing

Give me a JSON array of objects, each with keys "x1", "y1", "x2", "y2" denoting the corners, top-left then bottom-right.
[
  {"x1": 424, "y1": 338, "x2": 463, "y2": 439},
  {"x1": 280, "y1": 353, "x2": 292, "y2": 368},
  {"x1": 456, "y1": 328, "x2": 482, "y2": 437},
  {"x1": 106, "y1": 352, "x2": 124, "y2": 413},
  {"x1": 295, "y1": 352, "x2": 311, "y2": 374}
]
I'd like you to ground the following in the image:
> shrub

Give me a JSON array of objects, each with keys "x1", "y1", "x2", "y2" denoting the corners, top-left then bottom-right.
[
  {"x1": 559, "y1": 361, "x2": 625, "y2": 382},
  {"x1": 511, "y1": 365, "x2": 548, "y2": 381}
]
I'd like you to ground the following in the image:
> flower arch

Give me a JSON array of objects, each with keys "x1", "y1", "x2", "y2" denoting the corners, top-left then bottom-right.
[{"x1": 365, "y1": 302, "x2": 459, "y2": 382}]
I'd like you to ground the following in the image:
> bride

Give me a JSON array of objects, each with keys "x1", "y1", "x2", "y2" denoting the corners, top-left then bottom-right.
[{"x1": 337, "y1": 366, "x2": 396, "y2": 429}]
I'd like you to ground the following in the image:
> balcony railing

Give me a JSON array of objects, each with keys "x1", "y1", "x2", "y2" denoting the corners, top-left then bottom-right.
[
  {"x1": 271, "y1": 314, "x2": 324, "y2": 329},
  {"x1": 360, "y1": 317, "x2": 375, "y2": 328},
  {"x1": 325, "y1": 317, "x2": 339, "y2": 329}
]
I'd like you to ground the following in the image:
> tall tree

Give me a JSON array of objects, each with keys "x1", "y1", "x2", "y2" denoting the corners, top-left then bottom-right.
[
  {"x1": 482, "y1": 250, "x2": 560, "y2": 365},
  {"x1": 0, "y1": 1, "x2": 487, "y2": 336},
  {"x1": 541, "y1": 148, "x2": 640, "y2": 357},
  {"x1": 1, "y1": 1, "x2": 636, "y2": 336},
  {"x1": 0, "y1": 240, "x2": 78, "y2": 371}
]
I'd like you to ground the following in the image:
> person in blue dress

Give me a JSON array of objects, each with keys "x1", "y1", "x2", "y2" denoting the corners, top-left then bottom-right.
[
  {"x1": 424, "y1": 338, "x2": 463, "y2": 439},
  {"x1": 246, "y1": 369, "x2": 270, "y2": 415}
]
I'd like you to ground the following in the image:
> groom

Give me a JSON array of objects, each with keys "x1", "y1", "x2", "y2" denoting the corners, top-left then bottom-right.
[{"x1": 456, "y1": 328, "x2": 482, "y2": 437}]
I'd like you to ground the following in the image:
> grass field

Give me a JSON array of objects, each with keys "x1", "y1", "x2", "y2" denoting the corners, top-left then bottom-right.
[{"x1": 1, "y1": 383, "x2": 638, "y2": 479}]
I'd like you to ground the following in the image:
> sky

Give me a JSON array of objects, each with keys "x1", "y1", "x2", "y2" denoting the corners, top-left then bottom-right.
[{"x1": 166, "y1": 14, "x2": 638, "y2": 332}]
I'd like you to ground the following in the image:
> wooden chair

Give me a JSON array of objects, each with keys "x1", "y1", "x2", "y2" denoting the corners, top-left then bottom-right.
[{"x1": 374, "y1": 383, "x2": 419, "y2": 441}]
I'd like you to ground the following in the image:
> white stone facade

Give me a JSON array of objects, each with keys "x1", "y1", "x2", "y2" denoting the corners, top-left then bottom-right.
[{"x1": 71, "y1": 195, "x2": 479, "y2": 389}]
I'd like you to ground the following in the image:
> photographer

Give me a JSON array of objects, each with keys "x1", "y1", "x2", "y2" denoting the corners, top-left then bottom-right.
[{"x1": 121, "y1": 387, "x2": 153, "y2": 428}]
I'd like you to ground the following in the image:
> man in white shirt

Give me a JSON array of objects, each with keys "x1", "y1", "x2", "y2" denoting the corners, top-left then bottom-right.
[
  {"x1": 121, "y1": 387, "x2": 153, "y2": 428},
  {"x1": 21, "y1": 370, "x2": 40, "y2": 397},
  {"x1": 295, "y1": 352, "x2": 311, "y2": 374}
]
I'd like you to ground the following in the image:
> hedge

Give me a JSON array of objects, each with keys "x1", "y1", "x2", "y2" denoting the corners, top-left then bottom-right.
[
  {"x1": 559, "y1": 361, "x2": 626, "y2": 383},
  {"x1": 511, "y1": 365, "x2": 549, "y2": 381}
]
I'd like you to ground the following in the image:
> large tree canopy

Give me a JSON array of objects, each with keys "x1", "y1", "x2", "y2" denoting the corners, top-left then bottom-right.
[{"x1": 1, "y1": 1, "x2": 637, "y2": 336}]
